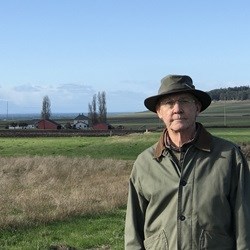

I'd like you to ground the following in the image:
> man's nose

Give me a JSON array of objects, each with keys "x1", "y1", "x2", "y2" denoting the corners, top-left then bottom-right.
[{"x1": 172, "y1": 101, "x2": 183, "y2": 112}]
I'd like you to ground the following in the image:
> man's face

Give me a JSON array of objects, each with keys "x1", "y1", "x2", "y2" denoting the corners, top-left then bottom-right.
[{"x1": 156, "y1": 93, "x2": 201, "y2": 133}]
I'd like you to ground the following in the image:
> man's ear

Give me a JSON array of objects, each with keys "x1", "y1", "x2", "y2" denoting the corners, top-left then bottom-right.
[
  {"x1": 196, "y1": 102, "x2": 202, "y2": 115},
  {"x1": 156, "y1": 107, "x2": 163, "y2": 120}
]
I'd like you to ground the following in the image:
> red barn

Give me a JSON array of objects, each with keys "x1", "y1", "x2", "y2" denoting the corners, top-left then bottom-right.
[
  {"x1": 92, "y1": 123, "x2": 114, "y2": 130},
  {"x1": 37, "y1": 119, "x2": 61, "y2": 130}
]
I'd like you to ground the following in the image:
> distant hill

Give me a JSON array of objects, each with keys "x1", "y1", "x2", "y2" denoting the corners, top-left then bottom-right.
[{"x1": 207, "y1": 86, "x2": 250, "y2": 101}]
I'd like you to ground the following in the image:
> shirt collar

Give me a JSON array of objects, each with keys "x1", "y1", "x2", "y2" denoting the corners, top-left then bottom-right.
[{"x1": 154, "y1": 123, "x2": 212, "y2": 160}]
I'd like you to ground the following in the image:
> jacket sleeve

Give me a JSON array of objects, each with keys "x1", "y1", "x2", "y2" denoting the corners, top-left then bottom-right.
[
  {"x1": 124, "y1": 166, "x2": 148, "y2": 250},
  {"x1": 233, "y1": 149, "x2": 250, "y2": 249}
]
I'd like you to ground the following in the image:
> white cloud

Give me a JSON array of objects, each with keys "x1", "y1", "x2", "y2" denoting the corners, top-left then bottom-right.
[
  {"x1": 13, "y1": 84, "x2": 42, "y2": 92},
  {"x1": 0, "y1": 81, "x2": 155, "y2": 114},
  {"x1": 57, "y1": 83, "x2": 94, "y2": 94}
]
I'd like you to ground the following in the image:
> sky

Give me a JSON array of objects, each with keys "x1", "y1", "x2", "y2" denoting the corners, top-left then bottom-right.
[{"x1": 0, "y1": 0, "x2": 250, "y2": 115}]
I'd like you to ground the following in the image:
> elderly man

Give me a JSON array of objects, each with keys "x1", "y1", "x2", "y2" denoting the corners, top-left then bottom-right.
[{"x1": 125, "y1": 75, "x2": 250, "y2": 249}]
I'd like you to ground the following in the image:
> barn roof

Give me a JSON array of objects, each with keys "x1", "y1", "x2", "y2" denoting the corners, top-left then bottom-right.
[{"x1": 38, "y1": 119, "x2": 61, "y2": 126}]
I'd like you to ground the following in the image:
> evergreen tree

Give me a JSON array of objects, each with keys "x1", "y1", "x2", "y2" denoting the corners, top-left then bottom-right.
[
  {"x1": 41, "y1": 95, "x2": 51, "y2": 119},
  {"x1": 208, "y1": 86, "x2": 250, "y2": 101}
]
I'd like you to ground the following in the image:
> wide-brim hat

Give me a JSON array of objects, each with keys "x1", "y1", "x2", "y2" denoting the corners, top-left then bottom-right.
[{"x1": 144, "y1": 74, "x2": 211, "y2": 113}]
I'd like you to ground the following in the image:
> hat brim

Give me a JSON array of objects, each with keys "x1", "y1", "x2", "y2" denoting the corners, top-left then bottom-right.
[{"x1": 144, "y1": 89, "x2": 211, "y2": 113}]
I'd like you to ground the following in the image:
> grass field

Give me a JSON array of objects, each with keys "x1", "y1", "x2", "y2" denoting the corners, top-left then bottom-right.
[
  {"x1": 0, "y1": 156, "x2": 130, "y2": 249},
  {"x1": 0, "y1": 209, "x2": 126, "y2": 249},
  {"x1": 0, "y1": 130, "x2": 249, "y2": 249},
  {"x1": 0, "y1": 128, "x2": 249, "y2": 159},
  {"x1": 107, "y1": 100, "x2": 250, "y2": 129},
  {"x1": 0, "y1": 133, "x2": 159, "y2": 160},
  {"x1": 0, "y1": 100, "x2": 249, "y2": 130},
  {"x1": 0, "y1": 100, "x2": 249, "y2": 249}
]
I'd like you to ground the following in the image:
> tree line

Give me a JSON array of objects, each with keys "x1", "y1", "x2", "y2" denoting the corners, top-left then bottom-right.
[
  {"x1": 88, "y1": 91, "x2": 107, "y2": 126},
  {"x1": 8, "y1": 92, "x2": 107, "y2": 129},
  {"x1": 207, "y1": 86, "x2": 250, "y2": 101},
  {"x1": 40, "y1": 92, "x2": 107, "y2": 126},
  {"x1": 39, "y1": 86, "x2": 249, "y2": 122}
]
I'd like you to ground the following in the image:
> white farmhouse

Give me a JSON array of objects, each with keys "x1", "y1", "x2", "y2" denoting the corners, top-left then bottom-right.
[{"x1": 73, "y1": 113, "x2": 89, "y2": 129}]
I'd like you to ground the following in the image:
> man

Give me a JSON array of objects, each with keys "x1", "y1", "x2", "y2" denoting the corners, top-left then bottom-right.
[{"x1": 125, "y1": 74, "x2": 250, "y2": 249}]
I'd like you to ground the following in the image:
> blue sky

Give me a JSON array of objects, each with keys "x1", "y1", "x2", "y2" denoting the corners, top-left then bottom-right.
[{"x1": 0, "y1": 0, "x2": 249, "y2": 115}]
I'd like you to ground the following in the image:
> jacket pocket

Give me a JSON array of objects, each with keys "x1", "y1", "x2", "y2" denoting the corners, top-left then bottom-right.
[
  {"x1": 144, "y1": 230, "x2": 169, "y2": 250},
  {"x1": 199, "y1": 229, "x2": 235, "y2": 250}
]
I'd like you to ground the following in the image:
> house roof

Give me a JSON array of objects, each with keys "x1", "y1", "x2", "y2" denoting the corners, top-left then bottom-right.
[{"x1": 74, "y1": 113, "x2": 89, "y2": 120}]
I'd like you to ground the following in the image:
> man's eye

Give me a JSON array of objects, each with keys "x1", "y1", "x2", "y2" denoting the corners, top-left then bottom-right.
[
  {"x1": 179, "y1": 99, "x2": 190, "y2": 104},
  {"x1": 165, "y1": 101, "x2": 175, "y2": 105},
  {"x1": 162, "y1": 98, "x2": 195, "y2": 107}
]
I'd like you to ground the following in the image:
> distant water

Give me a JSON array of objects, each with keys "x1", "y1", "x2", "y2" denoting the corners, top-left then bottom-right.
[{"x1": 0, "y1": 112, "x2": 135, "y2": 120}]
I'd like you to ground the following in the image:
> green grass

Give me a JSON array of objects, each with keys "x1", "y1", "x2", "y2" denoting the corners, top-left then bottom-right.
[
  {"x1": 0, "y1": 209, "x2": 126, "y2": 250},
  {"x1": 0, "y1": 128, "x2": 249, "y2": 160},
  {"x1": 197, "y1": 115, "x2": 250, "y2": 127},
  {"x1": 204, "y1": 100, "x2": 250, "y2": 115},
  {"x1": 207, "y1": 128, "x2": 250, "y2": 143},
  {"x1": 0, "y1": 133, "x2": 159, "y2": 160},
  {"x1": 107, "y1": 100, "x2": 250, "y2": 129}
]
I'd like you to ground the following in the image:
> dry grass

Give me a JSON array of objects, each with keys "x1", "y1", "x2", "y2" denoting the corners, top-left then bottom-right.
[
  {"x1": 0, "y1": 156, "x2": 132, "y2": 229},
  {"x1": 1, "y1": 149, "x2": 248, "y2": 230}
]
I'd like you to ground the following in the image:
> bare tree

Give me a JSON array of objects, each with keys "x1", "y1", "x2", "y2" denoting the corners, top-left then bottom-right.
[
  {"x1": 88, "y1": 91, "x2": 107, "y2": 125},
  {"x1": 98, "y1": 91, "x2": 107, "y2": 123},
  {"x1": 41, "y1": 95, "x2": 51, "y2": 119},
  {"x1": 88, "y1": 103, "x2": 93, "y2": 126},
  {"x1": 88, "y1": 94, "x2": 98, "y2": 125}
]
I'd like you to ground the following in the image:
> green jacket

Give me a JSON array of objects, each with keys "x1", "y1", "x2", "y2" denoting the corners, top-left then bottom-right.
[{"x1": 125, "y1": 124, "x2": 250, "y2": 249}]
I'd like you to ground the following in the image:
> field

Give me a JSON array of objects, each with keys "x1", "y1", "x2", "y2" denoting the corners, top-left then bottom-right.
[
  {"x1": 0, "y1": 129, "x2": 249, "y2": 159},
  {"x1": 0, "y1": 100, "x2": 249, "y2": 131},
  {"x1": 107, "y1": 100, "x2": 250, "y2": 129},
  {"x1": 0, "y1": 100, "x2": 249, "y2": 249},
  {"x1": 0, "y1": 156, "x2": 130, "y2": 249},
  {"x1": 0, "y1": 130, "x2": 250, "y2": 249}
]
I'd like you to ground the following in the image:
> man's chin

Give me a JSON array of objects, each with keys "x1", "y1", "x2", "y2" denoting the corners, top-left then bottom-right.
[
  {"x1": 170, "y1": 126, "x2": 186, "y2": 133},
  {"x1": 170, "y1": 122, "x2": 187, "y2": 130}
]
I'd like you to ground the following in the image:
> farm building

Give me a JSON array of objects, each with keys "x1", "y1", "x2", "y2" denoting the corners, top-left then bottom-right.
[
  {"x1": 8, "y1": 119, "x2": 39, "y2": 130},
  {"x1": 8, "y1": 124, "x2": 36, "y2": 130},
  {"x1": 37, "y1": 119, "x2": 62, "y2": 130},
  {"x1": 73, "y1": 113, "x2": 89, "y2": 129},
  {"x1": 93, "y1": 123, "x2": 114, "y2": 130},
  {"x1": 73, "y1": 121, "x2": 88, "y2": 129}
]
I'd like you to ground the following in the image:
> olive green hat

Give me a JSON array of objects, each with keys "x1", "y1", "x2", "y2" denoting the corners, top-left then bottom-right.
[{"x1": 144, "y1": 74, "x2": 211, "y2": 113}]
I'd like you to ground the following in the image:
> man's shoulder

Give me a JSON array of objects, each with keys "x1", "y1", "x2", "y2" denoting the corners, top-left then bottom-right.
[
  {"x1": 212, "y1": 135, "x2": 240, "y2": 149},
  {"x1": 211, "y1": 135, "x2": 247, "y2": 162},
  {"x1": 131, "y1": 142, "x2": 161, "y2": 177}
]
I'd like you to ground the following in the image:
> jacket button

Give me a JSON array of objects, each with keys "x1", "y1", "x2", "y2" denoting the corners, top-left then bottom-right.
[
  {"x1": 180, "y1": 180, "x2": 187, "y2": 186},
  {"x1": 179, "y1": 215, "x2": 186, "y2": 221}
]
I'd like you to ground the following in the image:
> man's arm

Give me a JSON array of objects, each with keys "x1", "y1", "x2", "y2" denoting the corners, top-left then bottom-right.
[
  {"x1": 125, "y1": 174, "x2": 148, "y2": 250},
  {"x1": 233, "y1": 151, "x2": 250, "y2": 249}
]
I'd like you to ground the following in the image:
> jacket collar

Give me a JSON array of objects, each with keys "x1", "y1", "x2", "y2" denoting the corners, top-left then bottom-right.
[{"x1": 154, "y1": 123, "x2": 212, "y2": 159}]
